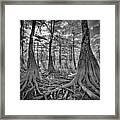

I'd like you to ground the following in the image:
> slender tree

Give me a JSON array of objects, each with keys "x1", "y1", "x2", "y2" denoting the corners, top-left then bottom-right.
[
  {"x1": 37, "y1": 42, "x2": 39, "y2": 66},
  {"x1": 20, "y1": 20, "x2": 25, "y2": 65},
  {"x1": 48, "y1": 20, "x2": 55, "y2": 73},
  {"x1": 72, "y1": 32, "x2": 77, "y2": 70},
  {"x1": 59, "y1": 37, "x2": 61, "y2": 67}
]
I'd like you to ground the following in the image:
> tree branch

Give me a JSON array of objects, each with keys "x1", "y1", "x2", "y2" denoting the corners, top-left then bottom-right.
[{"x1": 35, "y1": 35, "x2": 48, "y2": 41}]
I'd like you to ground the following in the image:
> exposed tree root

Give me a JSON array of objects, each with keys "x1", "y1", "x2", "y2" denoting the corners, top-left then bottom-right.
[
  {"x1": 78, "y1": 81, "x2": 99, "y2": 99},
  {"x1": 20, "y1": 69, "x2": 42, "y2": 99},
  {"x1": 22, "y1": 86, "x2": 35, "y2": 99},
  {"x1": 68, "y1": 73, "x2": 77, "y2": 78},
  {"x1": 60, "y1": 76, "x2": 99, "y2": 99}
]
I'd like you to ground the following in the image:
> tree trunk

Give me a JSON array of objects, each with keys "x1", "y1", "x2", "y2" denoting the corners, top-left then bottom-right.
[
  {"x1": 77, "y1": 20, "x2": 100, "y2": 83},
  {"x1": 21, "y1": 20, "x2": 42, "y2": 99},
  {"x1": 48, "y1": 20, "x2": 55, "y2": 73},
  {"x1": 59, "y1": 40, "x2": 61, "y2": 66},
  {"x1": 27, "y1": 20, "x2": 37, "y2": 69},
  {"x1": 64, "y1": 57, "x2": 68, "y2": 69},
  {"x1": 34, "y1": 42, "x2": 35, "y2": 53},
  {"x1": 37, "y1": 42, "x2": 39, "y2": 66},
  {"x1": 20, "y1": 20, "x2": 24, "y2": 57},
  {"x1": 77, "y1": 20, "x2": 100, "y2": 97},
  {"x1": 53, "y1": 50, "x2": 55, "y2": 65},
  {"x1": 72, "y1": 36, "x2": 77, "y2": 70},
  {"x1": 70, "y1": 45, "x2": 72, "y2": 62},
  {"x1": 20, "y1": 20, "x2": 25, "y2": 66},
  {"x1": 39, "y1": 46, "x2": 46, "y2": 72},
  {"x1": 61, "y1": 20, "x2": 100, "y2": 99}
]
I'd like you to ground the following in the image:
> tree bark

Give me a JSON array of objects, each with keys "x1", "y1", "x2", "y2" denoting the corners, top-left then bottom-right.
[
  {"x1": 59, "y1": 40, "x2": 61, "y2": 66},
  {"x1": 27, "y1": 20, "x2": 37, "y2": 69},
  {"x1": 20, "y1": 20, "x2": 25, "y2": 66},
  {"x1": 20, "y1": 20, "x2": 24, "y2": 57},
  {"x1": 60, "y1": 20, "x2": 100, "y2": 99},
  {"x1": 37, "y1": 42, "x2": 39, "y2": 66},
  {"x1": 48, "y1": 20, "x2": 55, "y2": 73},
  {"x1": 69, "y1": 45, "x2": 72, "y2": 69},
  {"x1": 76, "y1": 20, "x2": 100, "y2": 97},
  {"x1": 70, "y1": 45, "x2": 72, "y2": 62},
  {"x1": 72, "y1": 36, "x2": 77, "y2": 70},
  {"x1": 21, "y1": 20, "x2": 42, "y2": 99}
]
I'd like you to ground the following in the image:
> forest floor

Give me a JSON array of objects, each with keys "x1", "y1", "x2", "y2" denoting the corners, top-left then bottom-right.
[{"x1": 20, "y1": 67, "x2": 98, "y2": 100}]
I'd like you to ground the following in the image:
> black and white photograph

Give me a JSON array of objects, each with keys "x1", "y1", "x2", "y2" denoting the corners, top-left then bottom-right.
[{"x1": 20, "y1": 20, "x2": 100, "y2": 100}]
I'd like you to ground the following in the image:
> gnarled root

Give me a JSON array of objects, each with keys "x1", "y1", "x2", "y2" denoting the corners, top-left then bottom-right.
[{"x1": 20, "y1": 69, "x2": 42, "y2": 99}]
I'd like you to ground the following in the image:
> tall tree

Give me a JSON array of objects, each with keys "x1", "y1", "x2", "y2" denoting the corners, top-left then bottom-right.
[
  {"x1": 27, "y1": 20, "x2": 37, "y2": 69},
  {"x1": 72, "y1": 31, "x2": 77, "y2": 70},
  {"x1": 62, "y1": 20, "x2": 100, "y2": 99},
  {"x1": 63, "y1": 20, "x2": 81, "y2": 71},
  {"x1": 21, "y1": 20, "x2": 41, "y2": 99},
  {"x1": 48, "y1": 20, "x2": 55, "y2": 73},
  {"x1": 59, "y1": 36, "x2": 61, "y2": 67},
  {"x1": 77, "y1": 20, "x2": 100, "y2": 89},
  {"x1": 37, "y1": 42, "x2": 39, "y2": 66},
  {"x1": 20, "y1": 20, "x2": 25, "y2": 65}
]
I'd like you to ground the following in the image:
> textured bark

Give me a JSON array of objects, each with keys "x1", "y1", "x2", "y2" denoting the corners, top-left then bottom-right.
[
  {"x1": 27, "y1": 20, "x2": 37, "y2": 69},
  {"x1": 59, "y1": 40, "x2": 61, "y2": 66},
  {"x1": 20, "y1": 20, "x2": 24, "y2": 57},
  {"x1": 40, "y1": 47, "x2": 46, "y2": 71},
  {"x1": 65, "y1": 57, "x2": 68, "y2": 69},
  {"x1": 69, "y1": 45, "x2": 73, "y2": 71},
  {"x1": 76, "y1": 20, "x2": 100, "y2": 97},
  {"x1": 72, "y1": 36, "x2": 77, "y2": 70},
  {"x1": 20, "y1": 20, "x2": 25, "y2": 66},
  {"x1": 61, "y1": 20, "x2": 100, "y2": 99},
  {"x1": 37, "y1": 42, "x2": 39, "y2": 66},
  {"x1": 53, "y1": 50, "x2": 56, "y2": 65},
  {"x1": 21, "y1": 20, "x2": 41, "y2": 99},
  {"x1": 48, "y1": 20, "x2": 55, "y2": 73},
  {"x1": 70, "y1": 45, "x2": 72, "y2": 62}
]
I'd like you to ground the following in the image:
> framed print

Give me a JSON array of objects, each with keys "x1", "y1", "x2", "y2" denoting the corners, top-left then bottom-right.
[{"x1": 0, "y1": 0, "x2": 119, "y2": 119}]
